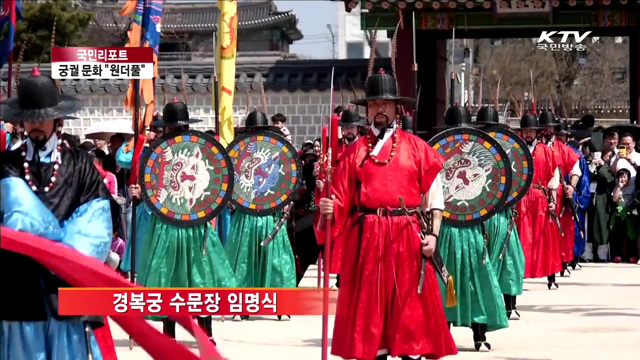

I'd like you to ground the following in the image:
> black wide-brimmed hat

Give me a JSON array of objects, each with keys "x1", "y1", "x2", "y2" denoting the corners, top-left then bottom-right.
[
  {"x1": 434, "y1": 105, "x2": 472, "y2": 130},
  {"x1": 555, "y1": 120, "x2": 571, "y2": 135},
  {"x1": 608, "y1": 123, "x2": 640, "y2": 139},
  {"x1": 235, "y1": 108, "x2": 280, "y2": 135},
  {"x1": 515, "y1": 113, "x2": 545, "y2": 130},
  {"x1": 338, "y1": 106, "x2": 366, "y2": 126},
  {"x1": 0, "y1": 68, "x2": 84, "y2": 123},
  {"x1": 401, "y1": 113, "x2": 413, "y2": 133},
  {"x1": 473, "y1": 106, "x2": 507, "y2": 128},
  {"x1": 351, "y1": 69, "x2": 414, "y2": 106},
  {"x1": 151, "y1": 98, "x2": 203, "y2": 127},
  {"x1": 300, "y1": 148, "x2": 318, "y2": 162},
  {"x1": 538, "y1": 110, "x2": 559, "y2": 128}
]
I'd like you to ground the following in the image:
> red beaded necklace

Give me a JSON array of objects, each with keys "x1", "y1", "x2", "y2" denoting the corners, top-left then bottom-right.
[
  {"x1": 366, "y1": 120, "x2": 399, "y2": 165},
  {"x1": 22, "y1": 133, "x2": 62, "y2": 193}
]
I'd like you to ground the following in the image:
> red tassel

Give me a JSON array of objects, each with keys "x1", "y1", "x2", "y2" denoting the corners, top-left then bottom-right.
[
  {"x1": 128, "y1": 134, "x2": 147, "y2": 185},
  {"x1": 0, "y1": 128, "x2": 6, "y2": 151}
]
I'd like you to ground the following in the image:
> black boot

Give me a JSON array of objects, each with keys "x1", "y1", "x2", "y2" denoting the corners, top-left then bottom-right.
[
  {"x1": 375, "y1": 355, "x2": 387, "y2": 360},
  {"x1": 162, "y1": 319, "x2": 176, "y2": 339},
  {"x1": 571, "y1": 256, "x2": 582, "y2": 270},
  {"x1": 512, "y1": 295, "x2": 520, "y2": 319},
  {"x1": 560, "y1": 262, "x2": 571, "y2": 277},
  {"x1": 502, "y1": 294, "x2": 520, "y2": 320},
  {"x1": 503, "y1": 294, "x2": 514, "y2": 320},
  {"x1": 472, "y1": 322, "x2": 491, "y2": 351},
  {"x1": 335, "y1": 274, "x2": 340, "y2": 288},
  {"x1": 547, "y1": 274, "x2": 558, "y2": 290},
  {"x1": 277, "y1": 315, "x2": 291, "y2": 321},
  {"x1": 448, "y1": 322, "x2": 452, "y2": 331},
  {"x1": 196, "y1": 316, "x2": 216, "y2": 346}
]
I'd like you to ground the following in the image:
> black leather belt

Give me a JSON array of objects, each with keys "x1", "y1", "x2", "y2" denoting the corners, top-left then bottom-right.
[{"x1": 359, "y1": 207, "x2": 412, "y2": 216}]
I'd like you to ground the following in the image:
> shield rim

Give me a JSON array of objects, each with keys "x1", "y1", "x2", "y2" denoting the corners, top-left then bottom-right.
[
  {"x1": 485, "y1": 126, "x2": 535, "y2": 210},
  {"x1": 139, "y1": 129, "x2": 235, "y2": 227},
  {"x1": 227, "y1": 129, "x2": 303, "y2": 215},
  {"x1": 427, "y1": 127, "x2": 513, "y2": 227}
]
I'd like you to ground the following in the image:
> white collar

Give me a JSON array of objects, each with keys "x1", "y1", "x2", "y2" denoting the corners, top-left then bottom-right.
[
  {"x1": 527, "y1": 139, "x2": 538, "y2": 152},
  {"x1": 369, "y1": 123, "x2": 396, "y2": 156},
  {"x1": 25, "y1": 133, "x2": 59, "y2": 163},
  {"x1": 370, "y1": 123, "x2": 395, "y2": 137},
  {"x1": 546, "y1": 135, "x2": 556, "y2": 147}
]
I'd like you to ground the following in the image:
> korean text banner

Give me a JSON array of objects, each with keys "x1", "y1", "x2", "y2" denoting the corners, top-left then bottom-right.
[{"x1": 59, "y1": 288, "x2": 338, "y2": 316}]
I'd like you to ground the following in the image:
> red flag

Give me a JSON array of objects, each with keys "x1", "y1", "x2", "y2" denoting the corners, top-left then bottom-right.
[{"x1": 1, "y1": 226, "x2": 227, "y2": 360}]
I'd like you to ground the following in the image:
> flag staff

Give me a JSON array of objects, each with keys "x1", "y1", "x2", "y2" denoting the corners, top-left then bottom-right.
[{"x1": 212, "y1": 26, "x2": 220, "y2": 135}]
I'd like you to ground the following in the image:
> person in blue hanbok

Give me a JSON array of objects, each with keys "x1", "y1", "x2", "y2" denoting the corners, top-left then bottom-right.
[
  {"x1": 0, "y1": 68, "x2": 114, "y2": 359},
  {"x1": 555, "y1": 124, "x2": 591, "y2": 269}
]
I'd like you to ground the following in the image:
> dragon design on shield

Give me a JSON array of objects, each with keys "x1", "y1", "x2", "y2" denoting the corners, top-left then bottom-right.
[
  {"x1": 442, "y1": 141, "x2": 494, "y2": 206},
  {"x1": 236, "y1": 142, "x2": 285, "y2": 200},
  {"x1": 157, "y1": 146, "x2": 214, "y2": 210}
]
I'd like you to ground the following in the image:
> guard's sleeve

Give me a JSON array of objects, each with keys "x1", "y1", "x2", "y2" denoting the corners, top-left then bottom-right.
[
  {"x1": 424, "y1": 173, "x2": 445, "y2": 211},
  {"x1": 548, "y1": 168, "x2": 561, "y2": 190},
  {"x1": 0, "y1": 177, "x2": 64, "y2": 240},
  {"x1": 59, "y1": 154, "x2": 113, "y2": 261},
  {"x1": 570, "y1": 160, "x2": 582, "y2": 178}
]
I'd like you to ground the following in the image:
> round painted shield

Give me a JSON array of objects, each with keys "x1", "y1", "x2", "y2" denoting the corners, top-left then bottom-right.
[
  {"x1": 485, "y1": 127, "x2": 534, "y2": 209},
  {"x1": 227, "y1": 130, "x2": 302, "y2": 215},
  {"x1": 428, "y1": 127, "x2": 512, "y2": 226},
  {"x1": 139, "y1": 130, "x2": 234, "y2": 227}
]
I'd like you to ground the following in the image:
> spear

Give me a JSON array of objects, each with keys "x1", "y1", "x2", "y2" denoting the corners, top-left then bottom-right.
[
  {"x1": 321, "y1": 67, "x2": 335, "y2": 360},
  {"x1": 411, "y1": 10, "x2": 418, "y2": 133},
  {"x1": 128, "y1": 0, "x2": 151, "y2": 349},
  {"x1": 212, "y1": 26, "x2": 220, "y2": 135}
]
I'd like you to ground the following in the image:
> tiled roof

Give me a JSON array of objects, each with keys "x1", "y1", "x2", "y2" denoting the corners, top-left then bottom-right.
[
  {"x1": 0, "y1": 57, "x2": 392, "y2": 95},
  {"x1": 91, "y1": 0, "x2": 302, "y2": 40},
  {"x1": 339, "y1": 0, "x2": 640, "y2": 11}
]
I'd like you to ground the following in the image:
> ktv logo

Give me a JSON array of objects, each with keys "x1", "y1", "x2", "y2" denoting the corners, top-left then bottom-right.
[{"x1": 536, "y1": 31, "x2": 592, "y2": 52}]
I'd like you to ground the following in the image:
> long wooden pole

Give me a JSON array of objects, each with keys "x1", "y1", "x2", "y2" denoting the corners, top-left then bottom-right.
[
  {"x1": 129, "y1": 0, "x2": 149, "y2": 349},
  {"x1": 321, "y1": 67, "x2": 335, "y2": 360},
  {"x1": 411, "y1": 11, "x2": 418, "y2": 133},
  {"x1": 6, "y1": 1, "x2": 16, "y2": 99},
  {"x1": 212, "y1": 28, "x2": 220, "y2": 134}
]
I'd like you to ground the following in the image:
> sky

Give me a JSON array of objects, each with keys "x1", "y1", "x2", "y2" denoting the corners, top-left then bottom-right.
[
  {"x1": 274, "y1": 1, "x2": 340, "y2": 59},
  {"x1": 165, "y1": 0, "x2": 340, "y2": 59}
]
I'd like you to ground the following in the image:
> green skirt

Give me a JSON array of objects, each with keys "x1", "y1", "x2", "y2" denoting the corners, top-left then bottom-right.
[
  {"x1": 438, "y1": 223, "x2": 509, "y2": 332},
  {"x1": 137, "y1": 215, "x2": 238, "y2": 289},
  {"x1": 485, "y1": 210, "x2": 525, "y2": 296},
  {"x1": 225, "y1": 211, "x2": 296, "y2": 288}
]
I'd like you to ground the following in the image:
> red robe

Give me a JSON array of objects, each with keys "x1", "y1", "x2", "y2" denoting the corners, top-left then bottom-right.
[
  {"x1": 516, "y1": 141, "x2": 562, "y2": 278},
  {"x1": 550, "y1": 140, "x2": 580, "y2": 263},
  {"x1": 327, "y1": 131, "x2": 457, "y2": 360},
  {"x1": 1, "y1": 128, "x2": 6, "y2": 151}
]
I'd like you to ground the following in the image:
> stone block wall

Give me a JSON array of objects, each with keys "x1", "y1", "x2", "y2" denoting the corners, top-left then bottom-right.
[{"x1": 66, "y1": 89, "x2": 365, "y2": 148}]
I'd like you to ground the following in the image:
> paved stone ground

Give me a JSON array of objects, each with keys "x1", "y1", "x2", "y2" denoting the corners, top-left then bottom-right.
[{"x1": 112, "y1": 263, "x2": 640, "y2": 360}]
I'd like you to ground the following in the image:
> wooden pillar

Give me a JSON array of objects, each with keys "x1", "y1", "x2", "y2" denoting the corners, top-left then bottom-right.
[
  {"x1": 630, "y1": 27, "x2": 639, "y2": 125},
  {"x1": 416, "y1": 34, "x2": 447, "y2": 140}
]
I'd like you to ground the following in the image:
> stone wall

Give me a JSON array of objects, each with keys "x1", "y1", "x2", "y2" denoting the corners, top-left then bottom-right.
[{"x1": 66, "y1": 89, "x2": 364, "y2": 148}]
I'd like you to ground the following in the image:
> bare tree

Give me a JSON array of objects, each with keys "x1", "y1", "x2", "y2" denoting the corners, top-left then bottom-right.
[
  {"x1": 475, "y1": 37, "x2": 629, "y2": 118},
  {"x1": 83, "y1": 13, "x2": 132, "y2": 47}
]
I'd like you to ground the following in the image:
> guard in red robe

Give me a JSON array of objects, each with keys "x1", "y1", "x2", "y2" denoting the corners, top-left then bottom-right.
[
  {"x1": 316, "y1": 106, "x2": 366, "y2": 288},
  {"x1": 538, "y1": 111, "x2": 581, "y2": 277},
  {"x1": 318, "y1": 69, "x2": 457, "y2": 360},
  {"x1": 515, "y1": 114, "x2": 562, "y2": 289}
]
